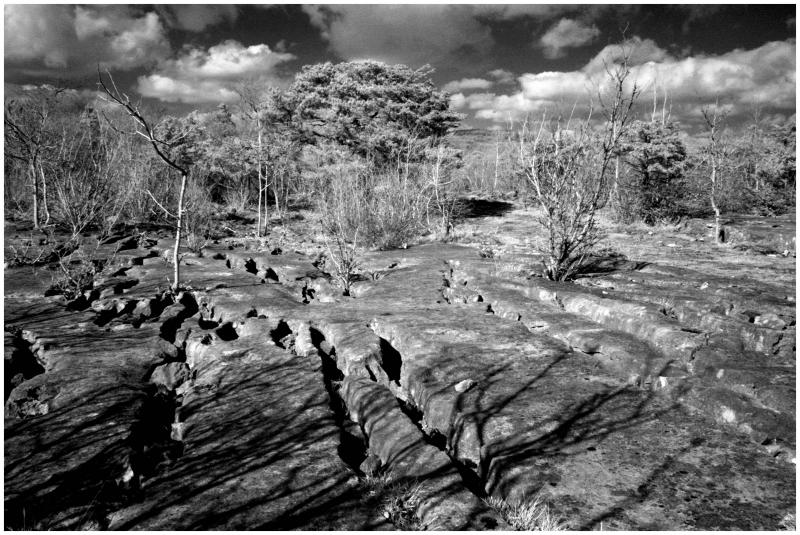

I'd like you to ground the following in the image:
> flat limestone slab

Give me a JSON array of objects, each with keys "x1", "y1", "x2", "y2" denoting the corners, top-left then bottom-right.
[
  {"x1": 193, "y1": 241, "x2": 795, "y2": 530},
  {"x1": 108, "y1": 334, "x2": 385, "y2": 530},
  {"x1": 5, "y1": 216, "x2": 795, "y2": 530},
  {"x1": 4, "y1": 299, "x2": 166, "y2": 529}
]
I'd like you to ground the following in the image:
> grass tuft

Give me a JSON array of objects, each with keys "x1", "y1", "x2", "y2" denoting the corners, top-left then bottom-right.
[
  {"x1": 485, "y1": 493, "x2": 568, "y2": 531},
  {"x1": 779, "y1": 512, "x2": 795, "y2": 531},
  {"x1": 359, "y1": 474, "x2": 424, "y2": 530}
]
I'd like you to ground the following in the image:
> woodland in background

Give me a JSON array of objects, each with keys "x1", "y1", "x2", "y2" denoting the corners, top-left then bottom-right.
[{"x1": 4, "y1": 57, "x2": 796, "y2": 288}]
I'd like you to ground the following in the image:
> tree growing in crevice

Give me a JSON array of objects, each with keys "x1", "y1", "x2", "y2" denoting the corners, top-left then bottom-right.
[
  {"x1": 314, "y1": 143, "x2": 369, "y2": 295},
  {"x1": 422, "y1": 142, "x2": 461, "y2": 239},
  {"x1": 519, "y1": 44, "x2": 640, "y2": 281},
  {"x1": 701, "y1": 102, "x2": 730, "y2": 244},
  {"x1": 99, "y1": 70, "x2": 204, "y2": 290}
]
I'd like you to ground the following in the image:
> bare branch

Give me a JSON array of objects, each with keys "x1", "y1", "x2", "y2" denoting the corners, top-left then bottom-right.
[
  {"x1": 145, "y1": 189, "x2": 177, "y2": 219},
  {"x1": 97, "y1": 67, "x2": 189, "y2": 177}
]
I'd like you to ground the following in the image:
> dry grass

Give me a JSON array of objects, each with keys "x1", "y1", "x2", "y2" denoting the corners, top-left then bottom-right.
[
  {"x1": 779, "y1": 512, "x2": 796, "y2": 531},
  {"x1": 485, "y1": 493, "x2": 568, "y2": 531},
  {"x1": 359, "y1": 474, "x2": 424, "y2": 530}
]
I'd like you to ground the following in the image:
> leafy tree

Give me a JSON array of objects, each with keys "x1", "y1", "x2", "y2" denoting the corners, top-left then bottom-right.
[
  {"x1": 185, "y1": 105, "x2": 252, "y2": 214},
  {"x1": 682, "y1": 116, "x2": 795, "y2": 218},
  {"x1": 734, "y1": 119, "x2": 796, "y2": 212},
  {"x1": 205, "y1": 103, "x2": 237, "y2": 139},
  {"x1": 765, "y1": 120, "x2": 796, "y2": 191},
  {"x1": 278, "y1": 61, "x2": 461, "y2": 161},
  {"x1": 620, "y1": 119, "x2": 687, "y2": 223}
]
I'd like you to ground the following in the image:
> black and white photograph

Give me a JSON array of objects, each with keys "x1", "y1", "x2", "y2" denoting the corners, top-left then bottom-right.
[{"x1": 3, "y1": 2, "x2": 796, "y2": 530}]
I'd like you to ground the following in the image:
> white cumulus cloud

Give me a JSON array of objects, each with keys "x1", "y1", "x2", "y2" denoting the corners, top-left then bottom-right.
[
  {"x1": 539, "y1": 18, "x2": 601, "y2": 59},
  {"x1": 137, "y1": 40, "x2": 296, "y2": 103},
  {"x1": 487, "y1": 69, "x2": 516, "y2": 84},
  {"x1": 302, "y1": 5, "x2": 494, "y2": 67},
  {"x1": 466, "y1": 38, "x2": 796, "y2": 128},
  {"x1": 443, "y1": 78, "x2": 494, "y2": 93}
]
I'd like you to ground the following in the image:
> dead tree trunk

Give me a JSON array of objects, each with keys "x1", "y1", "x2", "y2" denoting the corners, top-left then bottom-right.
[
  {"x1": 173, "y1": 172, "x2": 188, "y2": 288},
  {"x1": 709, "y1": 154, "x2": 723, "y2": 243},
  {"x1": 702, "y1": 103, "x2": 728, "y2": 245},
  {"x1": 263, "y1": 161, "x2": 270, "y2": 234},
  {"x1": 274, "y1": 169, "x2": 281, "y2": 224},
  {"x1": 39, "y1": 163, "x2": 50, "y2": 227},
  {"x1": 257, "y1": 125, "x2": 263, "y2": 236},
  {"x1": 29, "y1": 161, "x2": 40, "y2": 230}
]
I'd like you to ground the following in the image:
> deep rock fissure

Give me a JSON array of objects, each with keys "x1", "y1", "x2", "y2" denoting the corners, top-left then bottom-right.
[
  {"x1": 374, "y1": 335, "x2": 490, "y2": 499},
  {"x1": 307, "y1": 325, "x2": 496, "y2": 527},
  {"x1": 307, "y1": 327, "x2": 368, "y2": 472},
  {"x1": 215, "y1": 322, "x2": 239, "y2": 341},
  {"x1": 263, "y1": 267, "x2": 280, "y2": 282},
  {"x1": 270, "y1": 320, "x2": 294, "y2": 349},
  {"x1": 311, "y1": 314, "x2": 495, "y2": 504},
  {"x1": 127, "y1": 385, "x2": 185, "y2": 488},
  {"x1": 160, "y1": 293, "x2": 200, "y2": 344},
  {"x1": 15, "y1": 290, "x2": 199, "y2": 528},
  {"x1": 122, "y1": 292, "x2": 200, "y2": 502},
  {"x1": 5, "y1": 329, "x2": 45, "y2": 402},
  {"x1": 377, "y1": 337, "x2": 402, "y2": 384}
]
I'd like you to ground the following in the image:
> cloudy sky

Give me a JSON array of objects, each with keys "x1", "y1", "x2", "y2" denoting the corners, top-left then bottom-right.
[{"x1": 4, "y1": 4, "x2": 796, "y2": 130}]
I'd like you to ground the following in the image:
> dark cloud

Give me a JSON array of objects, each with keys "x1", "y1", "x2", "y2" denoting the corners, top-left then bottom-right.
[
  {"x1": 5, "y1": 5, "x2": 171, "y2": 78},
  {"x1": 155, "y1": 5, "x2": 239, "y2": 33},
  {"x1": 301, "y1": 5, "x2": 494, "y2": 68},
  {"x1": 539, "y1": 18, "x2": 602, "y2": 59},
  {"x1": 4, "y1": 4, "x2": 794, "y2": 129}
]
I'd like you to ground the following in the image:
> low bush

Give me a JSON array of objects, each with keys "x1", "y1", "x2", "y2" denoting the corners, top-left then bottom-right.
[
  {"x1": 182, "y1": 181, "x2": 215, "y2": 254},
  {"x1": 48, "y1": 245, "x2": 100, "y2": 301}
]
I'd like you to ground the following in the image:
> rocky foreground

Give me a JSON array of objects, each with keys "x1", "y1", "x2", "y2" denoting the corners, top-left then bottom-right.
[{"x1": 4, "y1": 209, "x2": 796, "y2": 530}]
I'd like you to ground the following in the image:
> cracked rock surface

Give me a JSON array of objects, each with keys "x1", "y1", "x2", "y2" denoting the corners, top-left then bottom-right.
[{"x1": 4, "y1": 208, "x2": 795, "y2": 530}]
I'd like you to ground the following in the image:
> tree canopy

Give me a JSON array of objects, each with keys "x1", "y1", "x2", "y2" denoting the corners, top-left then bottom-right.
[
  {"x1": 621, "y1": 119, "x2": 688, "y2": 222},
  {"x1": 277, "y1": 61, "x2": 462, "y2": 160}
]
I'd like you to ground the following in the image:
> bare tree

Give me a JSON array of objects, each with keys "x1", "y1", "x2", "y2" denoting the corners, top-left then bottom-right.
[
  {"x1": 98, "y1": 70, "x2": 193, "y2": 291},
  {"x1": 519, "y1": 44, "x2": 640, "y2": 281},
  {"x1": 423, "y1": 142, "x2": 460, "y2": 238},
  {"x1": 701, "y1": 101, "x2": 729, "y2": 244},
  {"x1": 4, "y1": 86, "x2": 66, "y2": 229},
  {"x1": 235, "y1": 81, "x2": 271, "y2": 236},
  {"x1": 49, "y1": 124, "x2": 126, "y2": 239},
  {"x1": 521, "y1": 113, "x2": 606, "y2": 280}
]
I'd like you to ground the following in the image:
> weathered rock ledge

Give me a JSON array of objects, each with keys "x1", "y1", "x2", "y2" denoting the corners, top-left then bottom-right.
[{"x1": 4, "y1": 217, "x2": 795, "y2": 530}]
